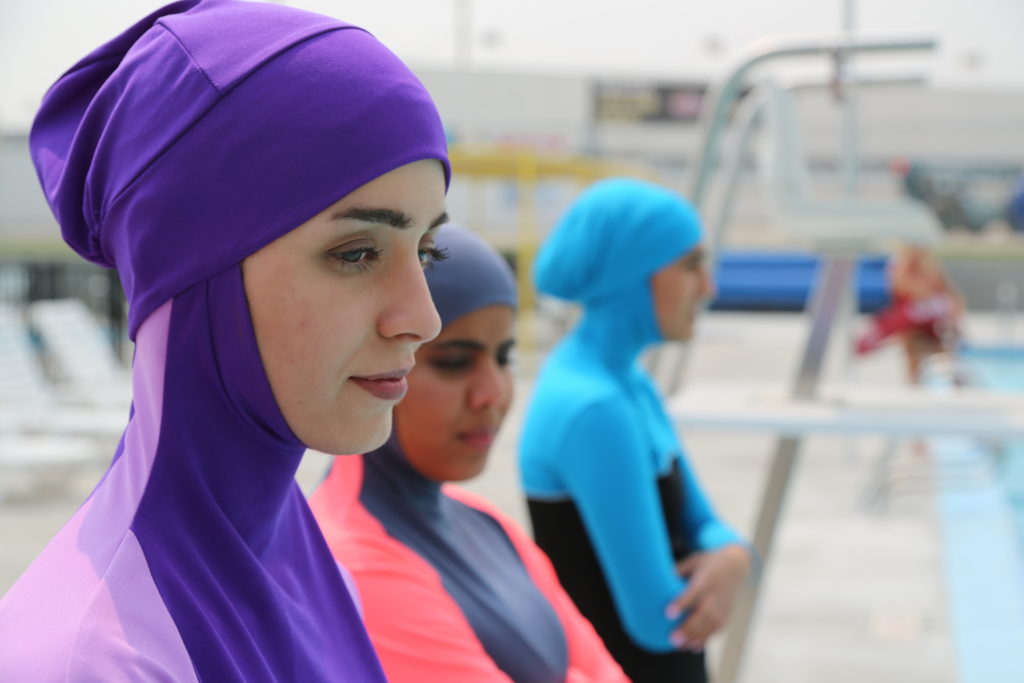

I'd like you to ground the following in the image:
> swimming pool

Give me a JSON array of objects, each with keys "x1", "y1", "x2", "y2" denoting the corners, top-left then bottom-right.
[{"x1": 933, "y1": 347, "x2": 1024, "y2": 683}]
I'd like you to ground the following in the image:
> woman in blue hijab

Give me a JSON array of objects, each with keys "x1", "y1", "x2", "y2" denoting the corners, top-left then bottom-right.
[
  {"x1": 0, "y1": 1, "x2": 448, "y2": 679},
  {"x1": 519, "y1": 178, "x2": 754, "y2": 682}
]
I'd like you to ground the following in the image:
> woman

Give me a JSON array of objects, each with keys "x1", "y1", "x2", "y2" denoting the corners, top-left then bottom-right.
[
  {"x1": 310, "y1": 225, "x2": 626, "y2": 682},
  {"x1": 0, "y1": 1, "x2": 449, "y2": 679},
  {"x1": 519, "y1": 178, "x2": 753, "y2": 682}
]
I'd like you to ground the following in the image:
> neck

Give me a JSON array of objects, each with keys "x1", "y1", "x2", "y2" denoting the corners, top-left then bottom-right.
[
  {"x1": 131, "y1": 266, "x2": 307, "y2": 553},
  {"x1": 571, "y1": 279, "x2": 663, "y2": 370},
  {"x1": 362, "y1": 432, "x2": 444, "y2": 518}
]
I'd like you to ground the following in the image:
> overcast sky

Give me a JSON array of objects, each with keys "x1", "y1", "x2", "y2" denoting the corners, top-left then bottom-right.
[{"x1": 2, "y1": 0, "x2": 1022, "y2": 131}]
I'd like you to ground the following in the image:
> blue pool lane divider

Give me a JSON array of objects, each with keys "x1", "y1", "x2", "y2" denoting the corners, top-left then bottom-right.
[{"x1": 710, "y1": 251, "x2": 889, "y2": 312}]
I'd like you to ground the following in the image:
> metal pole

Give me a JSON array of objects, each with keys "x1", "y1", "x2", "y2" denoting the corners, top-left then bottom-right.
[
  {"x1": 838, "y1": 0, "x2": 860, "y2": 197},
  {"x1": 717, "y1": 256, "x2": 856, "y2": 683}
]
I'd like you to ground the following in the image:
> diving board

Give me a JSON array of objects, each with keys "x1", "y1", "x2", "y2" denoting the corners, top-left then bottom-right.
[{"x1": 669, "y1": 381, "x2": 1024, "y2": 439}]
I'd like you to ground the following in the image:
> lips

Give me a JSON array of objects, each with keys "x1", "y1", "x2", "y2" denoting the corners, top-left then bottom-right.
[
  {"x1": 350, "y1": 368, "x2": 411, "y2": 402},
  {"x1": 457, "y1": 428, "x2": 498, "y2": 451}
]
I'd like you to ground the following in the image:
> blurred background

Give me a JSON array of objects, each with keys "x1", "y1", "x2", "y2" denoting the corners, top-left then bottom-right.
[{"x1": 2, "y1": 1, "x2": 1023, "y2": 682}]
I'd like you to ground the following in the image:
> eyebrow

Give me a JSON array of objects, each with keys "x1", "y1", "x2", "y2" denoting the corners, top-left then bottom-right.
[
  {"x1": 431, "y1": 338, "x2": 516, "y2": 352},
  {"x1": 682, "y1": 247, "x2": 705, "y2": 264},
  {"x1": 331, "y1": 207, "x2": 449, "y2": 230}
]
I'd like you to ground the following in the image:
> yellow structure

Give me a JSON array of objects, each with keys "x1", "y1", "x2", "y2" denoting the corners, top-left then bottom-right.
[{"x1": 448, "y1": 145, "x2": 654, "y2": 355}]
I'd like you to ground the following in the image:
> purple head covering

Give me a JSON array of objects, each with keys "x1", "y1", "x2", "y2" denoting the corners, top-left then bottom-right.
[
  {"x1": 426, "y1": 224, "x2": 517, "y2": 327},
  {"x1": 0, "y1": 1, "x2": 448, "y2": 680},
  {"x1": 30, "y1": 0, "x2": 450, "y2": 338}
]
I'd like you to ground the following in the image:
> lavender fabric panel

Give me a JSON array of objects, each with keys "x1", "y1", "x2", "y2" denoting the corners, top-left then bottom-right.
[
  {"x1": 30, "y1": 0, "x2": 450, "y2": 337},
  {"x1": 131, "y1": 266, "x2": 385, "y2": 681},
  {"x1": 69, "y1": 531, "x2": 197, "y2": 682},
  {"x1": 0, "y1": 302, "x2": 182, "y2": 677}
]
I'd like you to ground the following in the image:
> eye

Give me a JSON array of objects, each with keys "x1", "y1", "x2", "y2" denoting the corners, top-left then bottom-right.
[
  {"x1": 428, "y1": 353, "x2": 474, "y2": 374},
  {"x1": 419, "y1": 245, "x2": 449, "y2": 270},
  {"x1": 496, "y1": 342, "x2": 516, "y2": 367},
  {"x1": 328, "y1": 243, "x2": 382, "y2": 271}
]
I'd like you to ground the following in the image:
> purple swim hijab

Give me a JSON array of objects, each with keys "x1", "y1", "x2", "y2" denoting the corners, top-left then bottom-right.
[{"x1": 0, "y1": 0, "x2": 448, "y2": 680}]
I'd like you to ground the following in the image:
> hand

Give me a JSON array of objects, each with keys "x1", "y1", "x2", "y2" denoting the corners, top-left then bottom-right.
[{"x1": 665, "y1": 545, "x2": 751, "y2": 651}]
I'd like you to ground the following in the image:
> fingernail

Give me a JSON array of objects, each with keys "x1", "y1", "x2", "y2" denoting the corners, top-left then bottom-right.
[
  {"x1": 669, "y1": 632, "x2": 688, "y2": 648},
  {"x1": 665, "y1": 604, "x2": 681, "y2": 620}
]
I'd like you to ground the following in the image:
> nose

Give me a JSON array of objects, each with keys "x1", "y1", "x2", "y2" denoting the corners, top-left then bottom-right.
[
  {"x1": 467, "y1": 359, "x2": 510, "y2": 412},
  {"x1": 377, "y1": 254, "x2": 441, "y2": 343}
]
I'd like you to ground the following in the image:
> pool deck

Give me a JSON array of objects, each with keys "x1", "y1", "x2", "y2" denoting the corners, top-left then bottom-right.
[{"x1": 3, "y1": 311, "x2": 1022, "y2": 682}]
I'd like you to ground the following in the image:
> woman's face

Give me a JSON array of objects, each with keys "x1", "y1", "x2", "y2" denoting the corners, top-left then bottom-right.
[
  {"x1": 651, "y1": 245, "x2": 715, "y2": 341},
  {"x1": 394, "y1": 304, "x2": 515, "y2": 482},
  {"x1": 244, "y1": 159, "x2": 448, "y2": 455}
]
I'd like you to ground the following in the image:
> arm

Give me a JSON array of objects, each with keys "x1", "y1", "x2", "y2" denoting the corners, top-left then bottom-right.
[
  {"x1": 558, "y1": 399, "x2": 686, "y2": 652},
  {"x1": 672, "y1": 446, "x2": 749, "y2": 554},
  {"x1": 663, "y1": 434, "x2": 754, "y2": 647},
  {"x1": 637, "y1": 374, "x2": 751, "y2": 561},
  {"x1": 641, "y1": 384, "x2": 755, "y2": 648}
]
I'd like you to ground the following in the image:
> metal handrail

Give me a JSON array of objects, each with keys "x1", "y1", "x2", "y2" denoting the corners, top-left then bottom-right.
[{"x1": 689, "y1": 34, "x2": 938, "y2": 212}]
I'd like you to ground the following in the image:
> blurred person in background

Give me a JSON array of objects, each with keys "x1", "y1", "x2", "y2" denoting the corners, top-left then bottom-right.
[
  {"x1": 0, "y1": 0, "x2": 451, "y2": 678},
  {"x1": 857, "y1": 242, "x2": 965, "y2": 383},
  {"x1": 519, "y1": 179, "x2": 754, "y2": 682},
  {"x1": 311, "y1": 224, "x2": 627, "y2": 682}
]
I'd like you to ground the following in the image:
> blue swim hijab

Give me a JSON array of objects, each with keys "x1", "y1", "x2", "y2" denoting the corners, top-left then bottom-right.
[
  {"x1": 534, "y1": 178, "x2": 703, "y2": 304},
  {"x1": 426, "y1": 224, "x2": 517, "y2": 327}
]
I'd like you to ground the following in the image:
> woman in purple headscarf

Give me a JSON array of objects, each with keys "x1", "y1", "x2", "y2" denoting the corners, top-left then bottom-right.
[{"x1": 0, "y1": 1, "x2": 450, "y2": 680}]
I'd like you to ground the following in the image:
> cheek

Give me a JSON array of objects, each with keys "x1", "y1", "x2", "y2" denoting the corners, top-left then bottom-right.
[
  {"x1": 251, "y1": 270, "x2": 373, "y2": 411},
  {"x1": 496, "y1": 373, "x2": 515, "y2": 416},
  {"x1": 397, "y1": 372, "x2": 462, "y2": 437},
  {"x1": 653, "y1": 274, "x2": 681, "y2": 319}
]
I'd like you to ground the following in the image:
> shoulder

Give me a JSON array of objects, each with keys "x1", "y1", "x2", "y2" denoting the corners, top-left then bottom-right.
[
  {"x1": 0, "y1": 530, "x2": 195, "y2": 682},
  {"x1": 533, "y1": 350, "x2": 619, "y2": 402}
]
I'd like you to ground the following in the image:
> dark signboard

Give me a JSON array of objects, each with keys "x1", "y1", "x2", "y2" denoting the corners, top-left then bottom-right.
[{"x1": 593, "y1": 82, "x2": 707, "y2": 123}]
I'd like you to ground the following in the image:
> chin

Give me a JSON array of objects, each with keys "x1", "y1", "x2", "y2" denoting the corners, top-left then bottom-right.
[
  {"x1": 311, "y1": 413, "x2": 394, "y2": 456},
  {"x1": 451, "y1": 448, "x2": 490, "y2": 482}
]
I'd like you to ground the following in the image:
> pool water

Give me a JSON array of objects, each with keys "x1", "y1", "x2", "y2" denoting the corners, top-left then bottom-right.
[
  {"x1": 932, "y1": 347, "x2": 1024, "y2": 683},
  {"x1": 960, "y1": 349, "x2": 1024, "y2": 549}
]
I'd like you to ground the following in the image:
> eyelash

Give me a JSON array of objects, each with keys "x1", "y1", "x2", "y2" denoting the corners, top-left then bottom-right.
[
  {"x1": 420, "y1": 246, "x2": 449, "y2": 269},
  {"x1": 329, "y1": 244, "x2": 450, "y2": 273},
  {"x1": 428, "y1": 347, "x2": 514, "y2": 375},
  {"x1": 330, "y1": 246, "x2": 382, "y2": 272}
]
